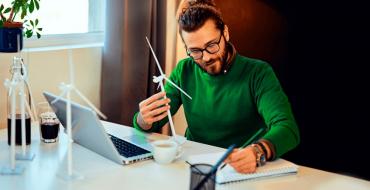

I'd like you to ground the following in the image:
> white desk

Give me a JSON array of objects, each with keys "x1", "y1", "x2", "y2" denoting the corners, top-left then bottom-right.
[{"x1": 1, "y1": 121, "x2": 369, "y2": 190}]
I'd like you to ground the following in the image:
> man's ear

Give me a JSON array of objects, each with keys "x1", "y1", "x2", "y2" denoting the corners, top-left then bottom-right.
[{"x1": 224, "y1": 25, "x2": 230, "y2": 42}]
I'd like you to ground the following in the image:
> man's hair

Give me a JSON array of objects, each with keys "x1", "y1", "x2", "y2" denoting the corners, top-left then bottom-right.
[
  {"x1": 187, "y1": 0, "x2": 216, "y2": 7},
  {"x1": 178, "y1": 4, "x2": 225, "y2": 34}
]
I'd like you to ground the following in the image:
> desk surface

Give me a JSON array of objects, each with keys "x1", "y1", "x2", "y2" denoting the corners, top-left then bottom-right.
[{"x1": 1, "y1": 121, "x2": 369, "y2": 190}]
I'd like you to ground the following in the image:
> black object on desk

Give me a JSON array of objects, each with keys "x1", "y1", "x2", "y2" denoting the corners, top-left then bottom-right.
[{"x1": 192, "y1": 144, "x2": 236, "y2": 190}]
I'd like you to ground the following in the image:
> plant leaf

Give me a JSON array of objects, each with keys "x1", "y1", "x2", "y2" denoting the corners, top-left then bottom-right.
[
  {"x1": 35, "y1": 19, "x2": 38, "y2": 26},
  {"x1": 26, "y1": 30, "x2": 33, "y2": 38},
  {"x1": 37, "y1": 27, "x2": 43, "y2": 31},
  {"x1": 36, "y1": 32, "x2": 41, "y2": 39},
  {"x1": 29, "y1": 0, "x2": 35, "y2": 13},
  {"x1": 4, "y1": 7, "x2": 11, "y2": 13},
  {"x1": 21, "y1": 6, "x2": 27, "y2": 19},
  {"x1": 30, "y1": 20, "x2": 34, "y2": 27},
  {"x1": 35, "y1": 0, "x2": 40, "y2": 10},
  {"x1": 0, "y1": 5, "x2": 4, "y2": 12}
]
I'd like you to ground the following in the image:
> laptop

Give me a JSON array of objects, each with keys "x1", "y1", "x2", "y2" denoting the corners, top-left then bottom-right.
[{"x1": 43, "y1": 91, "x2": 153, "y2": 165}]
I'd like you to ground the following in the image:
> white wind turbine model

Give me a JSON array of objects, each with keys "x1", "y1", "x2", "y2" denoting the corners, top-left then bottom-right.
[
  {"x1": 15, "y1": 58, "x2": 37, "y2": 161},
  {"x1": 52, "y1": 50, "x2": 107, "y2": 180},
  {"x1": 145, "y1": 37, "x2": 192, "y2": 145},
  {"x1": 14, "y1": 36, "x2": 37, "y2": 162},
  {"x1": 1, "y1": 36, "x2": 36, "y2": 175},
  {"x1": 1, "y1": 76, "x2": 27, "y2": 175}
]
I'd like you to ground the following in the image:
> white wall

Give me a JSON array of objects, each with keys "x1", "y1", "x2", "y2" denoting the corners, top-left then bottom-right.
[{"x1": 0, "y1": 47, "x2": 102, "y2": 129}]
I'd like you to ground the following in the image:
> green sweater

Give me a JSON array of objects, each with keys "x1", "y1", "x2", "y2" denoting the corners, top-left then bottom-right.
[{"x1": 133, "y1": 54, "x2": 300, "y2": 158}]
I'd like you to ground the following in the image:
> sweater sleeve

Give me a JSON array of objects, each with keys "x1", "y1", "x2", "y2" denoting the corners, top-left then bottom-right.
[
  {"x1": 133, "y1": 60, "x2": 186, "y2": 133},
  {"x1": 252, "y1": 62, "x2": 300, "y2": 158}
]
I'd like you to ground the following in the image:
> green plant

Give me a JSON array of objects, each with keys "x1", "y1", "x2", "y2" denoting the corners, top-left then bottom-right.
[{"x1": 0, "y1": 0, "x2": 42, "y2": 38}]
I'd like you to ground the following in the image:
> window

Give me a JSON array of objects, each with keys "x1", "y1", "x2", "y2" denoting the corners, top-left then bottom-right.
[
  {"x1": 4, "y1": 0, "x2": 106, "y2": 49},
  {"x1": 35, "y1": 0, "x2": 90, "y2": 35},
  {"x1": 3, "y1": 0, "x2": 105, "y2": 34}
]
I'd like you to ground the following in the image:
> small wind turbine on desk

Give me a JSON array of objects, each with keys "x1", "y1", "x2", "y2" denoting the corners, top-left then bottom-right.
[
  {"x1": 1, "y1": 36, "x2": 37, "y2": 175},
  {"x1": 145, "y1": 36, "x2": 192, "y2": 145},
  {"x1": 14, "y1": 57, "x2": 37, "y2": 161},
  {"x1": 51, "y1": 50, "x2": 107, "y2": 180}
]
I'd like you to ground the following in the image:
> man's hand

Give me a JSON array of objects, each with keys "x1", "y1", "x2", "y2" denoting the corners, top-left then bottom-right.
[
  {"x1": 137, "y1": 92, "x2": 171, "y2": 130},
  {"x1": 224, "y1": 146, "x2": 258, "y2": 173}
]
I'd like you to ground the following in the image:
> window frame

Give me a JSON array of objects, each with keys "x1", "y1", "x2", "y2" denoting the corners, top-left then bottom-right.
[
  {"x1": 24, "y1": 32, "x2": 104, "y2": 52},
  {"x1": 24, "y1": 0, "x2": 105, "y2": 51}
]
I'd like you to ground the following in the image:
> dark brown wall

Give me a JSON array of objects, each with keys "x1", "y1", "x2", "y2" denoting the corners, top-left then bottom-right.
[
  {"x1": 213, "y1": 0, "x2": 370, "y2": 180},
  {"x1": 215, "y1": 0, "x2": 287, "y2": 68}
]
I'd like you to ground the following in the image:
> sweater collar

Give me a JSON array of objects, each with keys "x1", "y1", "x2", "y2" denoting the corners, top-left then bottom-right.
[{"x1": 222, "y1": 42, "x2": 237, "y2": 75}]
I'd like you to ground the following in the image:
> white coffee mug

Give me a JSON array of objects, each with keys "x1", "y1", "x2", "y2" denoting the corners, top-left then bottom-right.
[{"x1": 151, "y1": 140, "x2": 182, "y2": 164}]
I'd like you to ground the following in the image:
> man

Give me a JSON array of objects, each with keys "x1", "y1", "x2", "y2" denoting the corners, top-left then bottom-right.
[{"x1": 133, "y1": 3, "x2": 300, "y2": 174}]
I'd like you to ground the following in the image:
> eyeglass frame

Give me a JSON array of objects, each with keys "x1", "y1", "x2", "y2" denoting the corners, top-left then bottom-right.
[{"x1": 185, "y1": 33, "x2": 224, "y2": 60}]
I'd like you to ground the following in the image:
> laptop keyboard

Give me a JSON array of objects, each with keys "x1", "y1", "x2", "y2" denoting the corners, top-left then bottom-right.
[{"x1": 109, "y1": 135, "x2": 150, "y2": 158}]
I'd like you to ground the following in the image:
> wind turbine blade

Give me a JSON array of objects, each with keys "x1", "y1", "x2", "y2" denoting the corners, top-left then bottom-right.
[
  {"x1": 24, "y1": 80, "x2": 37, "y2": 122},
  {"x1": 145, "y1": 37, "x2": 164, "y2": 76},
  {"x1": 163, "y1": 76, "x2": 192, "y2": 100},
  {"x1": 23, "y1": 97, "x2": 35, "y2": 122},
  {"x1": 51, "y1": 90, "x2": 68, "y2": 105},
  {"x1": 73, "y1": 88, "x2": 108, "y2": 120},
  {"x1": 8, "y1": 87, "x2": 13, "y2": 97}
]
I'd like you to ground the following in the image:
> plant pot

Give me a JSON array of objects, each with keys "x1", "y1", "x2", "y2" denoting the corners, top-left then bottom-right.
[{"x1": 0, "y1": 24, "x2": 24, "y2": 52}]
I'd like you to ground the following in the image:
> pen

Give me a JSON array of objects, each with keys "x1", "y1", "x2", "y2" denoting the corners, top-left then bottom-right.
[
  {"x1": 193, "y1": 144, "x2": 236, "y2": 190},
  {"x1": 219, "y1": 128, "x2": 265, "y2": 170},
  {"x1": 186, "y1": 161, "x2": 205, "y2": 175}
]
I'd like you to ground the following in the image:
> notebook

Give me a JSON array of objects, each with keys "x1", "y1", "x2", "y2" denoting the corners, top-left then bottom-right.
[{"x1": 187, "y1": 151, "x2": 298, "y2": 184}]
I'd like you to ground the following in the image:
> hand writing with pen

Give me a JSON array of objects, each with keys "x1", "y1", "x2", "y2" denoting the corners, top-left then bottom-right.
[
  {"x1": 223, "y1": 139, "x2": 272, "y2": 174},
  {"x1": 224, "y1": 146, "x2": 258, "y2": 173}
]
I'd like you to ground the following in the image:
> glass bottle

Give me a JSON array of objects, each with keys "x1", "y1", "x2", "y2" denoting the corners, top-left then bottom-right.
[{"x1": 7, "y1": 57, "x2": 31, "y2": 145}]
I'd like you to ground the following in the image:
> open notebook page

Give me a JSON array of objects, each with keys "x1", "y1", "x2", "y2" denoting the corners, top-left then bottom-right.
[{"x1": 187, "y1": 151, "x2": 299, "y2": 184}]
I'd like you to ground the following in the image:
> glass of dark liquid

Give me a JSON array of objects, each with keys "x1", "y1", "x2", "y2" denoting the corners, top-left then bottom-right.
[{"x1": 37, "y1": 102, "x2": 60, "y2": 143}]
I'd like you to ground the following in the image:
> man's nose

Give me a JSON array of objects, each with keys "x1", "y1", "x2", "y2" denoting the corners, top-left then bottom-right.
[{"x1": 202, "y1": 50, "x2": 212, "y2": 62}]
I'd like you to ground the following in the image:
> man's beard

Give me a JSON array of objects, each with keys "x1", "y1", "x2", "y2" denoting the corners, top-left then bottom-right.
[{"x1": 197, "y1": 46, "x2": 229, "y2": 75}]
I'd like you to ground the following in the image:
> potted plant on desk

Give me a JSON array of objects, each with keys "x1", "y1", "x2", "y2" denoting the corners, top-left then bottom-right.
[{"x1": 0, "y1": 0, "x2": 42, "y2": 52}]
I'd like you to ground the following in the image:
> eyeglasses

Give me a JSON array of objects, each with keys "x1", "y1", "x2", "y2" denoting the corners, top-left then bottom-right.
[{"x1": 186, "y1": 34, "x2": 223, "y2": 60}]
